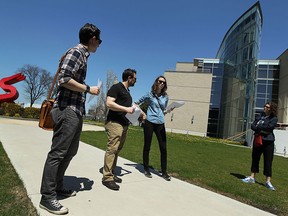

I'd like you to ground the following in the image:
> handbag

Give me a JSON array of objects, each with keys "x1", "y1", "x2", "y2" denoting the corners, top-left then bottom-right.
[
  {"x1": 38, "y1": 54, "x2": 66, "y2": 130},
  {"x1": 253, "y1": 134, "x2": 263, "y2": 148},
  {"x1": 39, "y1": 99, "x2": 55, "y2": 130}
]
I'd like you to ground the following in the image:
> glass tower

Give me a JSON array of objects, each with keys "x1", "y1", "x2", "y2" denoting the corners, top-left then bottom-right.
[
  {"x1": 216, "y1": 2, "x2": 263, "y2": 139},
  {"x1": 195, "y1": 58, "x2": 223, "y2": 137},
  {"x1": 254, "y1": 60, "x2": 280, "y2": 116}
]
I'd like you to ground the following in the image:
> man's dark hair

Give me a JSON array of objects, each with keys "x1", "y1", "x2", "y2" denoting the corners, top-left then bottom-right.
[
  {"x1": 122, "y1": 68, "x2": 136, "y2": 81},
  {"x1": 79, "y1": 23, "x2": 101, "y2": 45}
]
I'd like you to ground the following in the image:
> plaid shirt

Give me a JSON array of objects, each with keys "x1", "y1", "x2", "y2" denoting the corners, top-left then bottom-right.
[{"x1": 54, "y1": 44, "x2": 90, "y2": 116}]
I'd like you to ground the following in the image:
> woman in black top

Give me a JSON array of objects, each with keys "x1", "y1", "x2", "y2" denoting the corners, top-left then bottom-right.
[{"x1": 242, "y1": 102, "x2": 278, "y2": 191}]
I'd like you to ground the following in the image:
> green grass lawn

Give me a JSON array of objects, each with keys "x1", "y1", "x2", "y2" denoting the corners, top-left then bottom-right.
[
  {"x1": 0, "y1": 142, "x2": 38, "y2": 216},
  {"x1": 81, "y1": 126, "x2": 288, "y2": 216}
]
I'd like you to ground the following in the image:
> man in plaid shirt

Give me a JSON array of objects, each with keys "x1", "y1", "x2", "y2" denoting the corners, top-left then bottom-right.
[{"x1": 39, "y1": 23, "x2": 102, "y2": 215}]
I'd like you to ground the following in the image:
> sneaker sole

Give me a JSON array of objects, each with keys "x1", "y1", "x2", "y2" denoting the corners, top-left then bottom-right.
[
  {"x1": 39, "y1": 204, "x2": 69, "y2": 215},
  {"x1": 162, "y1": 175, "x2": 171, "y2": 181},
  {"x1": 242, "y1": 180, "x2": 255, "y2": 183},
  {"x1": 267, "y1": 188, "x2": 275, "y2": 191},
  {"x1": 163, "y1": 178, "x2": 171, "y2": 181}
]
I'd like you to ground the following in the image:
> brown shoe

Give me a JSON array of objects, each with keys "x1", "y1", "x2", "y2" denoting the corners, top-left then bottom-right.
[
  {"x1": 114, "y1": 176, "x2": 122, "y2": 183},
  {"x1": 102, "y1": 181, "x2": 120, "y2": 190}
]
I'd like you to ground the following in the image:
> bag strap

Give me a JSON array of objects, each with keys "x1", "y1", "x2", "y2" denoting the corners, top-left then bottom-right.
[
  {"x1": 153, "y1": 93, "x2": 165, "y2": 112},
  {"x1": 46, "y1": 52, "x2": 69, "y2": 100}
]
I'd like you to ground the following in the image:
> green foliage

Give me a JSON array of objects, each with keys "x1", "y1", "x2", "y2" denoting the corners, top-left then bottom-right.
[
  {"x1": 0, "y1": 102, "x2": 23, "y2": 117},
  {"x1": 81, "y1": 127, "x2": 288, "y2": 216},
  {"x1": 0, "y1": 102, "x2": 40, "y2": 119},
  {"x1": 0, "y1": 142, "x2": 38, "y2": 216},
  {"x1": 23, "y1": 107, "x2": 40, "y2": 119},
  {"x1": 14, "y1": 113, "x2": 21, "y2": 118}
]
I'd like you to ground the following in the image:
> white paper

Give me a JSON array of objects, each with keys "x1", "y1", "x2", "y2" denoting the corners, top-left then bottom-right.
[
  {"x1": 88, "y1": 79, "x2": 102, "y2": 103},
  {"x1": 166, "y1": 101, "x2": 185, "y2": 111},
  {"x1": 125, "y1": 106, "x2": 141, "y2": 125}
]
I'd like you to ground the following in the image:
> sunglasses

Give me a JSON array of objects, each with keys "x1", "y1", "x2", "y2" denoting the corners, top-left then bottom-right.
[
  {"x1": 94, "y1": 37, "x2": 102, "y2": 44},
  {"x1": 264, "y1": 105, "x2": 270, "y2": 108},
  {"x1": 158, "y1": 80, "x2": 166, "y2": 84},
  {"x1": 130, "y1": 76, "x2": 136, "y2": 81}
]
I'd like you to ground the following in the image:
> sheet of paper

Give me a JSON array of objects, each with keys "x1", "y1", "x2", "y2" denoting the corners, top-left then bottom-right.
[
  {"x1": 125, "y1": 106, "x2": 141, "y2": 125},
  {"x1": 88, "y1": 79, "x2": 102, "y2": 103},
  {"x1": 166, "y1": 101, "x2": 185, "y2": 111}
]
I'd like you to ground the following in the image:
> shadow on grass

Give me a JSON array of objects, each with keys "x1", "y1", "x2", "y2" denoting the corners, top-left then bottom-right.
[
  {"x1": 230, "y1": 173, "x2": 246, "y2": 179},
  {"x1": 230, "y1": 173, "x2": 267, "y2": 187}
]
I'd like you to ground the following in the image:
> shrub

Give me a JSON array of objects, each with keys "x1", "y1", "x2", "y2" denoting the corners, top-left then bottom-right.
[
  {"x1": 14, "y1": 113, "x2": 21, "y2": 118},
  {"x1": 23, "y1": 107, "x2": 40, "y2": 119},
  {"x1": 0, "y1": 102, "x2": 23, "y2": 117}
]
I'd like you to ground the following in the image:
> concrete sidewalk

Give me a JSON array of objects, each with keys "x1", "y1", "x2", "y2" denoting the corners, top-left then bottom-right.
[{"x1": 0, "y1": 117, "x2": 275, "y2": 216}]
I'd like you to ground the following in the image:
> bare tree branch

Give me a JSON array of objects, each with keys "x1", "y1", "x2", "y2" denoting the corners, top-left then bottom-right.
[
  {"x1": 89, "y1": 70, "x2": 118, "y2": 121},
  {"x1": 19, "y1": 64, "x2": 53, "y2": 107}
]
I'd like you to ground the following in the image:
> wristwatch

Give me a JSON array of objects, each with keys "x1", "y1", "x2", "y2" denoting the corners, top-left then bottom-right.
[{"x1": 85, "y1": 85, "x2": 90, "y2": 93}]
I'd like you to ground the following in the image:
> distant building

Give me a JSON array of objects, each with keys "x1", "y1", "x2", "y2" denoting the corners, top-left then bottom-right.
[
  {"x1": 277, "y1": 49, "x2": 288, "y2": 124},
  {"x1": 164, "y1": 62, "x2": 212, "y2": 136},
  {"x1": 164, "y1": 2, "x2": 288, "y2": 144}
]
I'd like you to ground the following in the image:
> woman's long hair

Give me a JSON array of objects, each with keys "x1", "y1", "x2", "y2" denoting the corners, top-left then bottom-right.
[
  {"x1": 151, "y1": 75, "x2": 167, "y2": 96},
  {"x1": 266, "y1": 102, "x2": 278, "y2": 116}
]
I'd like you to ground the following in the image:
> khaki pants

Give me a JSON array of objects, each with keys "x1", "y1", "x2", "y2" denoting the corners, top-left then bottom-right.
[{"x1": 102, "y1": 121, "x2": 128, "y2": 182}]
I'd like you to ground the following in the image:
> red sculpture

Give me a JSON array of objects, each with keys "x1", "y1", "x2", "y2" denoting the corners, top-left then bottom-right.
[{"x1": 0, "y1": 73, "x2": 26, "y2": 103}]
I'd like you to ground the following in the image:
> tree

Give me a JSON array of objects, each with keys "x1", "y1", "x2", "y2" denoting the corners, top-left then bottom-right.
[
  {"x1": 89, "y1": 70, "x2": 118, "y2": 121},
  {"x1": 19, "y1": 64, "x2": 53, "y2": 107}
]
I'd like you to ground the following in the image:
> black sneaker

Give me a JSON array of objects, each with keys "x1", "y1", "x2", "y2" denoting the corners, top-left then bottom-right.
[
  {"x1": 114, "y1": 176, "x2": 122, "y2": 183},
  {"x1": 102, "y1": 180, "x2": 120, "y2": 190},
  {"x1": 39, "y1": 199, "x2": 68, "y2": 215},
  {"x1": 56, "y1": 188, "x2": 76, "y2": 197},
  {"x1": 144, "y1": 170, "x2": 152, "y2": 178},
  {"x1": 161, "y1": 173, "x2": 171, "y2": 181}
]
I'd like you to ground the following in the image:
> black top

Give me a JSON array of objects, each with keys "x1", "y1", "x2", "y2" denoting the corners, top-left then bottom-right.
[
  {"x1": 251, "y1": 112, "x2": 278, "y2": 142},
  {"x1": 106, "y1": 82, "x2": 132, "y2": 126}
]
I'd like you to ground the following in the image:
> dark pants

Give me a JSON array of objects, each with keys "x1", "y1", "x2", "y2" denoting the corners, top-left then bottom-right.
[
  {"x1": 251, "y1": 140, "x2": 274, "y2": 177},
  {"x1": 40, "y1": 107, "x2": 83, "y2": 200},
  {"x1": 143, "y1": 120, "x2": 167, "y2": 174}
]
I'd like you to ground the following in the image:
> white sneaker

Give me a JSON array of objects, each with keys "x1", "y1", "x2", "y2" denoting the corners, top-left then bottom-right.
[
  {"x1": 265, "y1": 181, "x2": 275, "y2": 191},
  {"x1": 242, "y1": 176, "x2": 255, "y2": 183},
  {"x1": 39, "y1": 199, "x2": 68, "y2": 215}
]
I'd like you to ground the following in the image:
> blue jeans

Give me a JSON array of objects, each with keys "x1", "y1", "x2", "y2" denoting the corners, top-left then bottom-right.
[{"x1": 40, "y1": 107, "x2": 83, "y2": 200}]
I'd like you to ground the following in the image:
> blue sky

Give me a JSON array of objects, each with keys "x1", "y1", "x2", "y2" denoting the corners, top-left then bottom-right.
[{"x1": 0, "y1": 0, "x2": 287, "y2": 108}]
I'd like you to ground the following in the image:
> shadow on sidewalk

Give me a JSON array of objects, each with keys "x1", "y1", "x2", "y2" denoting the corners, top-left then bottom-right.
[
  {"x1": 98, "y1": 166, "x2": 132, "y2": 177},
  {"x1": 61, "y1": 176, "x2": 94, "y2": 193},
  {"x1": 124, "y1": 163, "x2": 161, "y2": 176}
]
